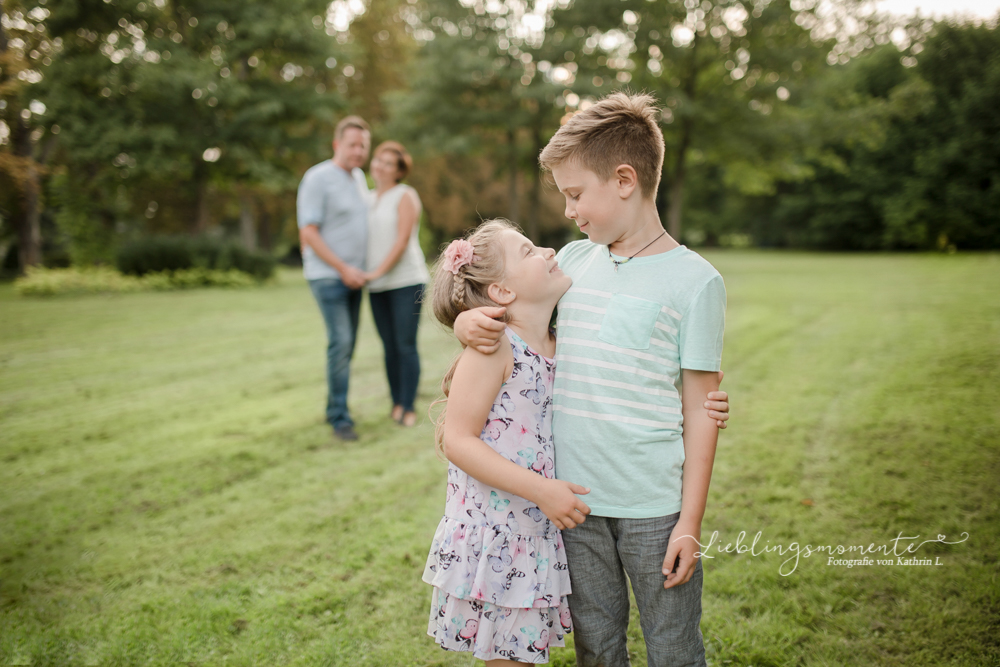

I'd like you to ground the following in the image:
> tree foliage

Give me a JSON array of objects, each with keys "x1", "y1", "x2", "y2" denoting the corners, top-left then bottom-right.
[
  {"x1": 711, "y1": 20, "x2": 1000, "y2": 250},
  {"x1": 1, "y1": 0, "x2": 998, "y2": 274}
]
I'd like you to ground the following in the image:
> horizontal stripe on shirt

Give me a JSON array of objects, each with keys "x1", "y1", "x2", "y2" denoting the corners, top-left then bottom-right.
[
  {"x1": 560, "y1": 319, "x2": 678, "y2": 350},
  {"x1": 557, "y1": 371, "x2": 680, "y2": 399},
  {"x1": 559, "y1": 302, "x2": 606, "y2": 316},
  {"x1": 654, "y1": 321, "x2": 679, "y2": 336},
  {"x1": 555, "y1": 354, "x2": 678, "y2": 383},
  {"x1": 552, "y1": 404, "x2": 681, "y2": 430},
  {"x1": 557, "y1": 337, "x2": 680, "y2": 368},
  {"x1": 554, "y1": 387, "x2": 681, "y2": 415},
  {"x1": 566, "y1": 287, "x2": 683, "y2": 321}
]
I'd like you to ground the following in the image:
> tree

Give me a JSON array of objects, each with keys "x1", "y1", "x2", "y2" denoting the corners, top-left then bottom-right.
[
  {"x1": 0, "y1": 0, "x2": 56, "y2": 271},
  {"x1": 25, "y1": 0, "x2": 347, "y2": 263},
  {"x1": 385, "y1": 0, "x2": 588, "y2": 244},
  {"x1": 543, "y1": 0, "x2": 839, "y2": 242},
  {"x1": 731, "y1": 19, "x2": 999, "y2": 250}
]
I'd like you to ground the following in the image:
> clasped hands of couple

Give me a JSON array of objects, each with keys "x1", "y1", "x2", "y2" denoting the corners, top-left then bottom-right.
[
  {"x1": 337, "y1": 265, "x2": 386, "y2": 290},
  {"x1": 458, "y1": 305, "x2": 731, "y2": 591}
]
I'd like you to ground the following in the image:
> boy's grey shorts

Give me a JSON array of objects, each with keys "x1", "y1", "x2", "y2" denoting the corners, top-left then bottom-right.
[{"x1": 561, "y1": 512, "x2": 706, "y2": 667}]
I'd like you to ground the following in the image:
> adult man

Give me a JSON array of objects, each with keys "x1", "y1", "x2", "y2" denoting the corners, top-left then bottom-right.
[{"x1": 297, "y1": 116, "x2": 372, "y2": 441}]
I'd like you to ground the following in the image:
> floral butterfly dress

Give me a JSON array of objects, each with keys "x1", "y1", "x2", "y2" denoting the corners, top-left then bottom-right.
[{"x1": 423, "y1": 328, "x2": 572, "y2": 663}]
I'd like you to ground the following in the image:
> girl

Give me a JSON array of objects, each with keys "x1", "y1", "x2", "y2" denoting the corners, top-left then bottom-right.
[{"x1": 422, "y1": 219, "x2": 587, "y2": 665}]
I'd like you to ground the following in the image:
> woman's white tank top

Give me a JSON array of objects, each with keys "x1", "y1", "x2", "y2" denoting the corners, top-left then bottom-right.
[{"x1": 366, "y1": 183, "x2": 431, "y2": 293}]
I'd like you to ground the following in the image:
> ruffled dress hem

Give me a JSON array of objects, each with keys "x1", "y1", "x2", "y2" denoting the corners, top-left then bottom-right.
[
  {"x1": 427, "y1": 587, "x2": 572, "y2": 663},
  {"x1": 422, "y1": 514, "x2": 571, "y2": 609}
]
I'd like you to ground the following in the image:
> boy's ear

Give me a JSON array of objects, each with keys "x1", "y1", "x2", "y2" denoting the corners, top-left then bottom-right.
[
  {"x1": 487, "y1": 282, "x2": 516, "y2": 306},
  {"x1": 615, "y1": 164, "x2": 639, "y2": 199}
]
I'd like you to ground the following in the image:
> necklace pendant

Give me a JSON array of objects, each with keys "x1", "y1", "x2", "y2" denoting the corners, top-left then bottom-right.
[{"x1": 614, "y1": 262, "x2": 619, "y2": 273}]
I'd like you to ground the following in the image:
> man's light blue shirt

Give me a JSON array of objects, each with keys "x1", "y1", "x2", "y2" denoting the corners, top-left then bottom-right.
[{"x1": 296, "y1": 160, "x2": 370, "y2": 281}]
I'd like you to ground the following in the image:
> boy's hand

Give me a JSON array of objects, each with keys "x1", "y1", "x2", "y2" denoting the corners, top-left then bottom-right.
[
  {"x1": 534, "y1": 479, "x2": 591, "y2": 530},
  {"x1": 705, "y1": 370, "x2": 729, "y2": 429},
  {"x1": 663, "y1": 518, "x2": 702, "y2": 589},
  {"x1": 454, "y1": 307, "x2": 507, "y2": 353}
]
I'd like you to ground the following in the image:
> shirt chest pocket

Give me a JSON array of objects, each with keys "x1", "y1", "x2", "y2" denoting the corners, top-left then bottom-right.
[{"x1": 598, "y1": 294, "x2": 661, "y2": 350}]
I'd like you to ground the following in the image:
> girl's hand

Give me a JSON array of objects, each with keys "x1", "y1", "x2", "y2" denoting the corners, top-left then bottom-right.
[
  {"x1": 663, "y1": 517, "x2": 702, "y2": 589},
  {"x1": 454, "y1": 307, "x2": 507, "y2": 353},
  {"x1": 533, "y1": 479, "x2": 591, "y2": 530}
]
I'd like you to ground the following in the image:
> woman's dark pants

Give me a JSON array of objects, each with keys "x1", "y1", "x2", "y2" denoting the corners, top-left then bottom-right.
[{"x1": 368, "y1": 283, "x2": 424, "y2": 413}]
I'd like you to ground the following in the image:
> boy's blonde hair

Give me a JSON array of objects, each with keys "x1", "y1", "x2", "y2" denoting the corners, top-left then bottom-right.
[
  {"x1": 539, "y1": 92, "x2": 665, "y2": 200},
  {"x1": 429, "y1": 219, "x2": 518, "y2": 454}
]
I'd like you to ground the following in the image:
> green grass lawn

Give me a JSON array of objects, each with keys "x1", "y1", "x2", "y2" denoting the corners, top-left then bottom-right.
[{"x1": 1, "y1": 254, "x2": 998, "y2": 667}]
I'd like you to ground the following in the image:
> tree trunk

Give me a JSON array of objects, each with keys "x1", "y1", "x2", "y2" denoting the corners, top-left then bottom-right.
[
  {"x1": 665, "y1": 34, "x2": 699, "y2": 242},
  {"x1": 2, "y1": 4, "x2": 41, "y2": 272},
  {"x1": 258, "y1": 208, "x2": 272, "y2": 251},
  {"x1": 12, "y1": 119, "x2": 41, "y2": 271},
  {"x1": 527, "y1": 121, "x2": 542, "y2": 243},
  {"x1": 507, "y1": 126, "x2": 519, "y2": 223},
  {"x1": 0, "y1": 0, "x2": 7, "y2": 53},
  {"x1": 238, "y1": 190, "x2": 257, "y2": 250},
  {"x1": 666, "y1": 121, "x2": 690, "y2": 241},
  {"x1": 195, "y1": 179, "x2": 211, "y2": 233}
]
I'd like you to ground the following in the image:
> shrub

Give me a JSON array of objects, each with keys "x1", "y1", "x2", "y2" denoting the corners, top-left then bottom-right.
[
  {"x1": 116, "y1": 237, "x2": 193, "y2": 275},
  {"x1": 15, "y1": 267, "x2": 258, "y2": 297},
  {"x1": 116, "y1": 236, "x2": 276, "y2": 281}
]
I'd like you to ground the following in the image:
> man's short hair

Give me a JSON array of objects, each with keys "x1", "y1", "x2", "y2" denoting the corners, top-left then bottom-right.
[
  {"x1": 539, "y1": 92, "x2": 665, "y2": 199},
  {"x1": 334, "y1": 115, "x2": 370, "y2": 141}
]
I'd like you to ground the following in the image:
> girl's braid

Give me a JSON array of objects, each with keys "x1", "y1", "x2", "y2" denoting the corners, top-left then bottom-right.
[{"x1": 451, "y1": 271, "x2": 468, "y2": 309}]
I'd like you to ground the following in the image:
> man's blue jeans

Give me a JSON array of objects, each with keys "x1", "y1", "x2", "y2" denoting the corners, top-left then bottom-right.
[{"x1": 308, "y1": 278, "x2": 362, "y2": 429}]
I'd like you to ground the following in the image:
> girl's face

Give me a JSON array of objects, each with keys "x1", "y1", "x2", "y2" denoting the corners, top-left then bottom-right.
[
  {"x1": 496, "y1": 230, "x2": 572, "y2": 307},
  {"x1": 370, "y1": 150, "x2": 403, "y2": 188}
]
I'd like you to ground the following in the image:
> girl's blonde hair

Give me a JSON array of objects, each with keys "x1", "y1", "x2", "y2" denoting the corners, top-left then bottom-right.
[{"x1": 429, "y1": 219, "x2": 518, "y2": 455}]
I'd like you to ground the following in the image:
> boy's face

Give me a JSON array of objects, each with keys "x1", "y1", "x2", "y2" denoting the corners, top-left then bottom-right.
[{"x1": 551, "y1": 161, "x2": 629, "y2": 246}]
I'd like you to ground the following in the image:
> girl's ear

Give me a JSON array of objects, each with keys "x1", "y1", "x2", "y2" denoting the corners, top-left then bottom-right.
[
  {"x1": 614, "y1": 164, "x2": 638, "y2": 199},
  {"x1": 487, "y1": 282, "x2": 516, "y2": 306}
]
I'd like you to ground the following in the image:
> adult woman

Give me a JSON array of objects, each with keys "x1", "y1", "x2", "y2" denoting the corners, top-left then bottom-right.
[{"x1": 364, "y1": 141, "x2": 430, "y2": 427}]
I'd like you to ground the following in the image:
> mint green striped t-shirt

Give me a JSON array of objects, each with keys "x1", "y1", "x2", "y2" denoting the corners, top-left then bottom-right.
[{"x1": 552, "y1": 241, "x2": 726, "y2": 518}]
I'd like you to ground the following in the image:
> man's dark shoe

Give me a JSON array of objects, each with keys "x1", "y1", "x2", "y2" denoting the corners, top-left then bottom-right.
[{"x1": 333, "y1": 424, "x2": 359, "y2": 441}]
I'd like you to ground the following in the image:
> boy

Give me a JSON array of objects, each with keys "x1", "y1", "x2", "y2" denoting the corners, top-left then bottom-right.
[{"x1": 456, "y1": 92, "x2": 727, "y2": 666}]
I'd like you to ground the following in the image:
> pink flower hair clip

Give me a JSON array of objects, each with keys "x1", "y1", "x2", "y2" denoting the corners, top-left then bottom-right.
[{"x1": 441, "y1": 239, "x2": 481, "y2": 275}]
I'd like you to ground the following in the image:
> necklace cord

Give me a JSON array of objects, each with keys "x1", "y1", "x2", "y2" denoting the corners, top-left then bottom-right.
[{"x1": 609, "y1": 229, "x2": 667, "y2": 269}]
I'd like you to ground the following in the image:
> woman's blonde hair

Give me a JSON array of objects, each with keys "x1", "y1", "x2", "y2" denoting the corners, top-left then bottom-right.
[{"x1": 429, "y1": 219, "x2": 518, "y2": 455}]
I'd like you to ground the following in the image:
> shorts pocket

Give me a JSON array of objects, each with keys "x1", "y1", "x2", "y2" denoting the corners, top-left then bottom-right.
[{"x1": 598, "y1": 293, "x2": 661, "y2": 350}]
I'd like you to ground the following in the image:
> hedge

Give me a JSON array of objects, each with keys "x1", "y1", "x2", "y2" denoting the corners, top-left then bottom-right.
[{"x1": 116, "y1": 236, "x2": 276, "y2": 281}]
